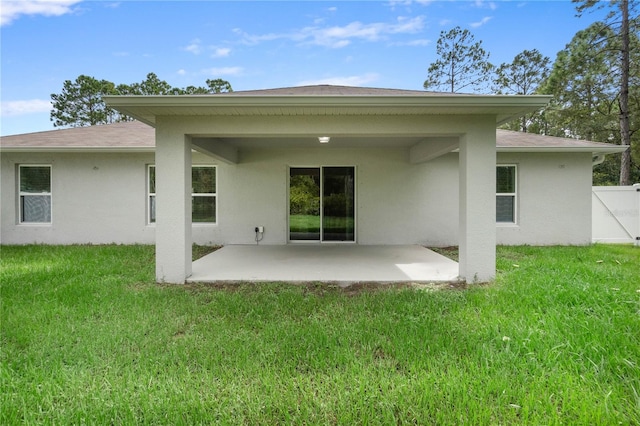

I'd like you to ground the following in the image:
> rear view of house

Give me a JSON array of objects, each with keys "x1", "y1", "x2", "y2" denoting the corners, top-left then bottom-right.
[{"x1": 0, "y1": 85, "x2": 626, "y2": 283}]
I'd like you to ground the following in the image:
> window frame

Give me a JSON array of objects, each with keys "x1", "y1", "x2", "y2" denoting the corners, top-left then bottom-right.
[
  {"x1": 147, "y1": 165, "x2": 217, "y2": 225},
  {"x1": 18, "y1": 164, "x2": 52, "y2": 225},
  {"x1": 496, "y1": 164, "x2": 517, "y2": 225}
]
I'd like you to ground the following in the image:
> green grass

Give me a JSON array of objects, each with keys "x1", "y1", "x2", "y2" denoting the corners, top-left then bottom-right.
[
  {"x1": 289, "y1": 214, "x2": 354, "y2": 233},
  {"x1": 1, "y1": 244, "x2": 639, "y2": 424}
]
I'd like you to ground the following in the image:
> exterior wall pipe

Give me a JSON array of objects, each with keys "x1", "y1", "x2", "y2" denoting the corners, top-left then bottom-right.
[{"x1": 592, "y1": 154, "x2": 606, "y2": 167}]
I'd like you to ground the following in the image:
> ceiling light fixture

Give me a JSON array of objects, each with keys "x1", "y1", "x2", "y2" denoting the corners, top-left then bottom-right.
[{"x1": 318, "y1": 136, "x2": 330, "y2": 144}]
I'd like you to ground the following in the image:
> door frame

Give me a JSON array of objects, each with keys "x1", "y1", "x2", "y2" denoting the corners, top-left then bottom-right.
[{"x1": 287, "y1": 165, "x2": 357, "y2": 244}]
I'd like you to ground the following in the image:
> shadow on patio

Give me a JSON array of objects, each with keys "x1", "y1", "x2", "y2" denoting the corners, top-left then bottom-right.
[{"x1": 188, "y1": 245, "x2": 460, "y2": 284}]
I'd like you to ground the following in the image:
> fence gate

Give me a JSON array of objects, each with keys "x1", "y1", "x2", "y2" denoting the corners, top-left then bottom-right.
[{"x1": 592, "y1": 184, "x2": 640, "y2": 245}]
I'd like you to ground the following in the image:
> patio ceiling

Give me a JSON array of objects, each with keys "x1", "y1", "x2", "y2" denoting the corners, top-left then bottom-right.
[{"x1": 192, "y1": 135, "x2": 445, "y2": 149}]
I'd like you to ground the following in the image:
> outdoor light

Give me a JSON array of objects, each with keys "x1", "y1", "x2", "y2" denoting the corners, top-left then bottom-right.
[{"x1": 318, "y1": 136, "x2": 330, "y2": 144}]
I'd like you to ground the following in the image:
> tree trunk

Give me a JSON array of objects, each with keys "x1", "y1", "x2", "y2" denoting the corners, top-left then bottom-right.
[{"x1": 618, "y1": 0, "x2": 631, "y2": 185}]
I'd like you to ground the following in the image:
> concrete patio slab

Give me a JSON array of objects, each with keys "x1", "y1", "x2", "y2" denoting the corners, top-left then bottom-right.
[{"x1": 188, "y1": 245, "x2": 459, "y2": 284}]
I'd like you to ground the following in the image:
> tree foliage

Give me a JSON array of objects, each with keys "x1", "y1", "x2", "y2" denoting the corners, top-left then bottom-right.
[
  {"x1": 50, "y1": 76, "x2": 120, "y2": 127},
  {"x1": 541, "y1": 23, "x2": 620, "y2": 141},
  {"x1": 423, "y1": 26, "x2": 494, "y2": 93},
  {"x1": 572, "y1": 0, "x2": 639, "y2": 184},
  {"x1": 494, "y1": 49, "x2": 551, "y2": 132},
  {"x1": 50, "y1": 73, "x2": 233, "y2": 128}
]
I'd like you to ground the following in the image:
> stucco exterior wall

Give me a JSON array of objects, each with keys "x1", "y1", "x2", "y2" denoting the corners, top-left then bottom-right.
[
  {"x1": 1, "y1": 148, "x2": 593, "y2": 246},
  {"x1": 0, "y1": 151, "x2": 219, "y2": 245},
  {"x1": 496, "y1": 152, "x2": 593, "y2": 245},
  {"x1": 216, "y1": 147, "x2": 459, "y2": 246}
]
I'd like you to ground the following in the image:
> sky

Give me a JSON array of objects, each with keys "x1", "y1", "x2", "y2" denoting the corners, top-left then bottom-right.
[{"x1": 0, "y1": 0, "x2": 608, "y2": 136}]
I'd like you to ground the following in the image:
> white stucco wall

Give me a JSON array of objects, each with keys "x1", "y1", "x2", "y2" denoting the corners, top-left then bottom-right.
[
  {"x1": 216, "y1": 147, "x2": 459, "y2": 246},
  {"x1": 0, "y1": 151, "x2": 219, "y2": 245},
  {"x1": 1, "y1": 148, "x2": 593, "y2": 246},
  {"x1": 496, "y1": 152, "x2": 593, "y2": 245}
]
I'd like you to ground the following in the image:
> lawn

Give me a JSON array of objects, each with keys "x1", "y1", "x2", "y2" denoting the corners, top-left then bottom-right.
[
  {"x1": 1, "y1": 244, "x2": 639, "y2": 424},
  {"x1": 289, "y1": 214, "x2": 355, "y2": 233}
]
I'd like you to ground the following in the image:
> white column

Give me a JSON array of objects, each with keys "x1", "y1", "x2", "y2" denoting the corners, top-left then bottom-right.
[
  {"x1": 155, "y1": 121, "x2": 192, "y2": 283},
  {"x1": 459, "y1": 122, "x2": 496, "y2": 283}
]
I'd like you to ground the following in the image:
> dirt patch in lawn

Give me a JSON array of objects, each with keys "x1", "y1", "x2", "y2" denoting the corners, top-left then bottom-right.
[{"x1": 179, "y1": 280, "x2": 468, "y2": 296}]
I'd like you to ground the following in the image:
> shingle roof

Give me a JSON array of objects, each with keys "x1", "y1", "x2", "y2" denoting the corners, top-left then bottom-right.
[
  {"x1": 496, "y1": 129, "x2": 624, "y2": 151},
  {"x1": 0, "y1": 120, "x2": 154, "y2": 150},
  {"x1": 0, "y1": 119, "x2": 626, "y2": 155},
  {"x1": 218, "y1": 85, "x2": 462, "y2": 97}
]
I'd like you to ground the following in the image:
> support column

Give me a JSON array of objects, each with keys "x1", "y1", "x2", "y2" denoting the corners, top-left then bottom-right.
[
  {"x1": 459, "y1": 122, "x2": 496, "y2": 283},
  {"x1": 155, "y1": 121, "x2": 192, "y2": 283}
]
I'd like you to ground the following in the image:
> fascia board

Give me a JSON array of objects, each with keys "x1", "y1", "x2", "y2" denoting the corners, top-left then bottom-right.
[
  {"x1": 104, "y1": 94, "x2": 552, "y2": 108},
  {"x1": 104, "y1": 94, "x2": 552, "y2": 125},
  {"x1": 497, "y1": 146, "x2": 629, "y2": 154}
]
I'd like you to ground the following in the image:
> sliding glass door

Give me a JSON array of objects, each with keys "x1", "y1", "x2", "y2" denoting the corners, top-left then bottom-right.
[{"x1": 289, "y1": 167, "x2": 355, "y2": 242}]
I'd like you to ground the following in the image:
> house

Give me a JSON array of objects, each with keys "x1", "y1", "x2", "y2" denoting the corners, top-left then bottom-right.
[{"x1": 0, "y1": 85, "x2": 627, "y2": 283}]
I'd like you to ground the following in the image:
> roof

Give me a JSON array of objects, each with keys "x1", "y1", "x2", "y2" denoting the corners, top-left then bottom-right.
[
  {"x1": 496, "y1": 129, "x2": 627, "y2": 154},
  {"x1": 0, "y1": 119, "x2": 627, "y2": 155},
  {"x1": 0, "y1": 120, "x2": 154, "y2": 152},
  {"x1": 103, "y1": 84, "x2": 550, "y2": 127},
  {"x1": 215, "y1": 85, "x2": 462, "y2": 97}
]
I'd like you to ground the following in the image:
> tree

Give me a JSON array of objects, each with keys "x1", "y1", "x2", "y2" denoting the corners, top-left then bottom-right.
[
  {"x1": 541, "y1": 23, "x2": 619, "y2": 142},
  {"x1": 175, "y1": 79, "x2": 233, "y2": 95},
  {"x1": 494, "y1": 49, "x2": 551, "y2": 132},
  {"x1": 51, "y1": 74, "x2": 233, "y2": 128},
  {"x1": 119, "y1": 72, "x2": 174, "y2": 95},
  {"x1": 541, "y1": 19, "x2": 640, "y2": 184},
  {"x1": 50, "y1": 75, "x2": 120, "y2": 127},
  {"x1": 423, "y1": 26, "x2": 494, "y2": 93},
  {"x1": 574, "y1": 0, "x2": 638, "y2": 184}
]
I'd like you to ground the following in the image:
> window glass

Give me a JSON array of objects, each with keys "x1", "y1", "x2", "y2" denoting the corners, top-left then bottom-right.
[
  {"x1": 496, "y1": 195, "x2": 515, "y2": 223},
  {"x1": 192, "y1": 167, "x2": 216, "y2": 194},
  {"x1": 192, "y1": 196, "x2": 216, "y2": 222},
  {"x1": 19, "y1": 165, "x2": 52, "y2": 224},
  {"x1": 496, "y1": 165, "x2": 516, "y2": 223},
  {"x1": 20, "y1": 166, "x2": 51, "y2": 193},
  {"x1": 496, "y1": 166, "x2": 515, "y2": 193},
  {"x1": 149, "y1": 166, "x2": 156, "y2": 194},
  {"x1": 148, "y1": 165, "x2": 216, "y2": 224}
]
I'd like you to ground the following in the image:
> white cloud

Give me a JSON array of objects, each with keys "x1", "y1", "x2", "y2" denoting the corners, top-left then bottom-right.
[
  {"x1": 469, "y1": 16, "x2": 492, "y2": 28},
  {"x1": 202, "y1": 67, "x2": 244, "y2": 76},
  {"x1": 297, "y1": 73, "x2": 380, "y2": 87},
  {"x1": 387, "y1": 0, "x2": 434, "y2": 9},
  {"x1": 390, "y1": 38, "x2": 431, "y2": 46},
  {"x1": 176, "y1": 69, "x2": 187, "y2": 76},
  {"x1": 236, "y1": 16, "x2": 426, "y2": 49},
  {"x1": 1, "y1": 99, "x2": 52, "y2": 116},
  {"x1": 212, "y1": 47, "x2": 231, "y2": 58},
  {"x1": 473, "y1": 0, "x2": 497, "y2": 10},
  {"x1": 184, "y1": 39, "x2": 203, "y2": 55},
  {"x1": 183, "y1": 40, "x2": 231, "y2": 57},
  {"x1": 1, "y1": 0, "x2": 83, "y2": 26}
]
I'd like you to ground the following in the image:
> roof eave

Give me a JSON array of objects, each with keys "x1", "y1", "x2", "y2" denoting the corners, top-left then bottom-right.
[
  {"x1": 497, "y1": 146, "x2": 629, "y2": 155},
  {"x1": 0, "y1": 147, "x2": 155, "y2": 153},
  {"x1": 103, "y1": 94, "x2": 552, "y2": 126}
]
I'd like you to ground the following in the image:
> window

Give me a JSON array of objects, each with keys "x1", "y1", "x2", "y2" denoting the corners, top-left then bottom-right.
[
  {"x1": 19, "y1": 165, "x2": 52, "y2": 224},
  {"x1": 148, "y1": 165, "x2": 216, "y2": 224},
  {"x1": 496, "y1": 165, "x2": 517, "y2": 223}
]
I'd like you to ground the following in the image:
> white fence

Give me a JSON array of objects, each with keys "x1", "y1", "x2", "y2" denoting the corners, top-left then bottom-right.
[{"x1": 592, "y1": 184, "x2": 640, "y2": 245}]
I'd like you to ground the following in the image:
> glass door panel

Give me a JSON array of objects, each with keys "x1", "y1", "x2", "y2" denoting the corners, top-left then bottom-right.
[
  {"x1": 322, "y1": 167, "x2": 355, "y2": 242},
  {"x1": 289, "y1": 168, "x2": 321, "y2": 241}
]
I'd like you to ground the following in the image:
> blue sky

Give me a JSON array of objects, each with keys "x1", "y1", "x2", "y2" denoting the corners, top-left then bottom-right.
[{"x1": 1, "y1": 0, "x2": 607, "y2": 136}]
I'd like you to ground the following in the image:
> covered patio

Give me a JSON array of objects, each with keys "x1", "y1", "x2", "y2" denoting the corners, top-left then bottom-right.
[
  {"x1": 105, "y1": 85, "x2": 550, "y2": 284},
  {"x1": 189, "y1": 245, "x2": 459, "y2": 284}
]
